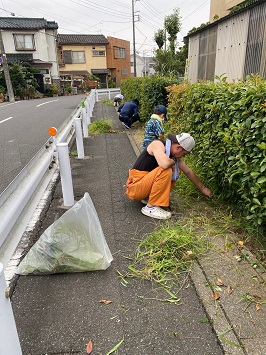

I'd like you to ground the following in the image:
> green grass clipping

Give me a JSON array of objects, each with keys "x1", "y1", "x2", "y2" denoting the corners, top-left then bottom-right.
[
  {"x1": 129, "y1": 223, "x2": 211, "y2": 284},
  {"x1": 88, "y1": 119, "x2": 112, "y2": 134}
]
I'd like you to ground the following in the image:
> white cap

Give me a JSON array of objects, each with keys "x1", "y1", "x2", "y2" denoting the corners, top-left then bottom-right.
[{"x1": 168, "y1": 133, "x2": 195, "y2": 152}]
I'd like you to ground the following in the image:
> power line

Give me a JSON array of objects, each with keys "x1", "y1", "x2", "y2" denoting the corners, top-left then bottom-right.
[{"x1": 62, "y1": 0, "x2": 132, "y2": 19}]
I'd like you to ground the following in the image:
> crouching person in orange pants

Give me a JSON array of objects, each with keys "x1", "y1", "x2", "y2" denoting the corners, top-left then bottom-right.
[{"x1": 125, "y1": 133, "x2": 212, "y2": 220}]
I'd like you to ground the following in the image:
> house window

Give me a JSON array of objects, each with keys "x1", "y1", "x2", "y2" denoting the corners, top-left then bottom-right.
[
  {"x1": 121, "y1": 69, "x2": 127, "y2": 75},
  {"x1": 13, "y1": 34, "x2": 35, "y2": 50},
  {"x1": 117, "y1": 48, "x2": 126, "y2": 59},
  {"x1": 72, "y1": 51, "x2": 86, "y2": 63},
  {"x1": 92, "y1": 50, "x2": 105, "y2": 56},
  {"x1": 114, "y1": 47, "x2": 126, "y2": 59}
]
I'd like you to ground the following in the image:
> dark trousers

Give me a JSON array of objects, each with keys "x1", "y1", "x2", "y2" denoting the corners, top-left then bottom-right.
[
  {"x1": 119, "y1": 115, "x2": 132, "y2": 127},
  {"x1": 119, "y1": 115, "x2": 141, "y2": 127}
]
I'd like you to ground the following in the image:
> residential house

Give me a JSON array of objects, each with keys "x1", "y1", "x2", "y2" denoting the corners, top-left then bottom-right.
[
  {"x1": 57, "y1": 34, "x2": 130, "y2": 90},
  {"x1": 185, "y1": 0, "x2": 266, "y2": 83},
  {"x1": 0, "y1": 17, "x2": 60, "y2": 93},
  {"x1": 57, "y1": 34, "x2": 109, "y2": 90},
  {"x1": 106, "y1": 36, "x2": 130, "y2": 87},
  {"x1": 130, "y1": 54, "x2": 156, "y2": 77}
]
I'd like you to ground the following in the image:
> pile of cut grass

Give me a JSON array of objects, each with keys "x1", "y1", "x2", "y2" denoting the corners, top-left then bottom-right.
[
  {"x1": 88, "y1": 119, "x2": 112, "y2": 134},
  {"x1": 128, "y1": 223, "x2": 211, "y2": 285}
]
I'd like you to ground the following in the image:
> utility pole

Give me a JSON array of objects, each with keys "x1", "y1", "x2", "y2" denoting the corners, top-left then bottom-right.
[
  {"x1": 0, "y1": 30, "x2": 15, "y2": 103},
  {"x1": 132, "y1": 0, "x2": 137, "y2": 77}
]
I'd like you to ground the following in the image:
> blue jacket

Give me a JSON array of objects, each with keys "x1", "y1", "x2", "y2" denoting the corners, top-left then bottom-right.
[{"x1": 118, "y1": 101, "x2": 139, "y2": 120}]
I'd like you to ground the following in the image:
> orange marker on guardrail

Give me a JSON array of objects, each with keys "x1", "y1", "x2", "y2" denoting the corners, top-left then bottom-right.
[{"x1": 48, "y1": 127, "x2": 57, "y2": 136}]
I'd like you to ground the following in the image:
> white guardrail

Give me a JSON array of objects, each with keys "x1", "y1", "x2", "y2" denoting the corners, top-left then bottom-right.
[
  {"x1": 0, "y1": 88, "x2": 121, "y2": 268},
  {"x1": 0, "y1": 88, "x2": 121, "y2": 354}
]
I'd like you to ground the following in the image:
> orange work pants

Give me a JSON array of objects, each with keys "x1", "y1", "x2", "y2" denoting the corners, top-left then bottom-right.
[{"x1": 126, "y1": 167, "x2": 175, "y2": 207}]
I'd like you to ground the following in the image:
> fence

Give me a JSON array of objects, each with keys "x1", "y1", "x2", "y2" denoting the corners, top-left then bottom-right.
[
  {"x1": 0, "y1": 89, "x2": 97, "y2": 269},
  {"x1": 0, "y1": 87, "x2": 123, "y2": 353},
  {"x1": 0, "y1": 88, "x2": 99, "y2": 354}
]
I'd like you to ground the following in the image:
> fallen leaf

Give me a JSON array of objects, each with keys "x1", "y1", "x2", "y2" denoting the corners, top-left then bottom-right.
[
  {"x1": 99, "y1": 299, "x2": 112, "y2": 305},
  {"x1": 252, "y1": 295, "x2": 261, "y2": 302},
  {"x1": 86, "y1": 340, "x2": 93, "y2": 354},
  {"x1": 256, "y1": 304, "x2": 261, "y2": 311},
  {"x1": 228, "y1": 285, "x2": 233, "y2": 295},
  {"x1": 211, "y1": 292, "x2": 220, "y2": 300},
  {"x1": 216, "y1": 278, "x2": 224, "y2": 286},
  {"x1": 238, "y1": 241, "x2": 244, "y2": 246}
]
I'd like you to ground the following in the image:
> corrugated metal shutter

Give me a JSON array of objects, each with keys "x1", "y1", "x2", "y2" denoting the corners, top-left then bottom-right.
[
  {"x1": 197, "y1": 26, "x2": 217, "y2": 81},
  {"x1": 188, "y1": 35, "x2": 199, "y2": 83},
  {"x1": 244, "y1": 3, "x2": 266, "y2": 78},
  {"x1": 206, "y1": 27, "x2": 217, "y2": 80},
  {"x1": 215, "y1": 12, "x2": 249, "y2": 81},
  {"x1": 198, "y1": 30, "x2": 208, "y2": 79}
]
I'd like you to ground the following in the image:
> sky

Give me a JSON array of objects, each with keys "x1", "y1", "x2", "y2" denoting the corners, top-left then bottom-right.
[{"x1": 0, "y1": 0, "x2": 210, "y2": 57}]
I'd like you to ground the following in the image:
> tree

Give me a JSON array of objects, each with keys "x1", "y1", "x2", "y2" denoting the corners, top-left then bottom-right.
[
  {"x1": 154, "y1": 29, "x2": 165, "y2": 50},
  {"x1": 153, "y1": 8, "x2": 184, "y2": 77},
  {"x1": 0, "y1": 62, "x2": 39, "y2": 99},
  {"x1": 164, "y1": 8, "x2": 181, "y2": 55}
]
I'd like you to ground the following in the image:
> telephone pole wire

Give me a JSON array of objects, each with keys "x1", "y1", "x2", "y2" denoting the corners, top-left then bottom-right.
[{"x1": 0, "y1": 29, "x2": 15, "y2": 103}]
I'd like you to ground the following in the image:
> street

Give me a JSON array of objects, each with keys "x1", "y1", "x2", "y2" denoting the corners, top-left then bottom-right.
[{"x1": 0, "y1": 94, "x2": 84, "y2": 194}]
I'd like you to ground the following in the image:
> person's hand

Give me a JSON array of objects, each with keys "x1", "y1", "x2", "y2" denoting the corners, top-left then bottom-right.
[{"x1": 201, "y1": 186, "x2": 212, "y2": 198}]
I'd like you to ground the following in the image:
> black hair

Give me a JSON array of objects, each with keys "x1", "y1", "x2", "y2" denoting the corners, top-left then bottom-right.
[{"x1": 132, "y1": 99, "x2": 139, "y2": 105}]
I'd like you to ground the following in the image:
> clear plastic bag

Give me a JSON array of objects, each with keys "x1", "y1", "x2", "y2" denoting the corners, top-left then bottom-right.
[{"x1": 17, "y1": 192, "x2": 113, "y2": 275}]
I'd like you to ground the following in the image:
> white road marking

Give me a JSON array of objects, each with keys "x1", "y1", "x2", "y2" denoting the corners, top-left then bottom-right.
[
  {"x1": 36, "y1": 99, "x2": 59, "y2": 107},
  {"x1": 0, "y1": 116, "x2": 13, "y2": 124},
  {"x1": 0, "y1": 101, "x2": 21, "y2": 108}
]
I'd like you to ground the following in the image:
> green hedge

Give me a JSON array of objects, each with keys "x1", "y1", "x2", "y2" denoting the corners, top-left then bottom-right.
[
  {"x1": 167, "y1": 75, "x2": 266, "y2": 229},
  {"x1": 120, "y1": 75, "x2": 178, "y2": 121}
]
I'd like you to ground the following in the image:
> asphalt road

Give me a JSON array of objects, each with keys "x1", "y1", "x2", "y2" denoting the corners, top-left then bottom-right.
[{"x1": 0, "y1": 94, "x2": 84, "y2": 194}]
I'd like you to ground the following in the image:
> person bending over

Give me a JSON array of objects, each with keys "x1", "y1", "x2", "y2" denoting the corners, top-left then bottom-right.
[
  {"x1": 113, "y1": 93, "x2": 124, "y2": 107},
  {"x1": 125, "y1": 133, "x2": 212, "y2": 220},
  {"x1": 118, "y1": 99, "x2": 141, "y2": 129}
]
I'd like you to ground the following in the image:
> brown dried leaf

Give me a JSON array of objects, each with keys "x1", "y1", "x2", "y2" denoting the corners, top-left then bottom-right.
[
  {"x1": 86, "y1": 340, "x2": 93, "y2": 354},
  {"x1": 211, "y1": 292, "x2": 220, "y2": 300},
  {"x1": 253, "y1": 295, "x2": 261, "y2": 302},
  {"x1": 99, "y1": 299, "x2": 112, "y2": 305},
  {"x1": 256, "y1": 304, "x2": 261, "y2": 311},
  {"x1": 216, "y1": 278, "x2": 224, "y2": 286},
  {"x1": 228, "y1": 285, "x2": 233, "y2": 295}
]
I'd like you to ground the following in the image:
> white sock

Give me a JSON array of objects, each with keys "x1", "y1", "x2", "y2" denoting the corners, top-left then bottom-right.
[{"x1": 144, "y1": 205, "x2": 155, "y2": 210}]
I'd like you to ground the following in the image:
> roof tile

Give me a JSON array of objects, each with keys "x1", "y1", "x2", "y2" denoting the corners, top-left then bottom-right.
[
  {"x1": 57, "y1": 34, "x2": 109, "y2": 45},
  {"x1": 0, "y1": 17, "x2": 58, "y2": 30}
]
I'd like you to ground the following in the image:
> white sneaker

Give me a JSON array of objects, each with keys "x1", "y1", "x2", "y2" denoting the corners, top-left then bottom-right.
[{"x1": 141, "y1": 206, "x2": 171, "y2": 220}]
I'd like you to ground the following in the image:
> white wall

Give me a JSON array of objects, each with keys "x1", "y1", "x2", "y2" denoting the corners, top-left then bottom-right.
[{"x1": 2, "y1": 28, "x2": 59, "y2": 79}]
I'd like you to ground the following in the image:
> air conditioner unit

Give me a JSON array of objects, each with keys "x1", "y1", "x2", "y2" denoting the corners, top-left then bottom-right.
[{"x1": 43, "y1": 73, "x2": 51, "y2": 84}]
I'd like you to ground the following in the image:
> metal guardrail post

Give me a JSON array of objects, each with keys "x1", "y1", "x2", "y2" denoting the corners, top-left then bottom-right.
[
  {"x1": 74, "y1": 118, "x2": 84, "y2": 159},
  {"x1": 57, "y1": 143, "x2": 74, "y2": 207},
  {"x1": 85, "y1": 99, "x2": 91, "y2": 125},
  {"x1": 0, "y1": 262, "x2": 22, "y2": 354},
  {"x1": 81, "y1": 107, "x2": 88, "y2": 138}
]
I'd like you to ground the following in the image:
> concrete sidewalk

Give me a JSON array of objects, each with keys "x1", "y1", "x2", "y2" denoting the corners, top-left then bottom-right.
[{"x1": 10, "y1": 102, "x2": 266, "y2": 355}]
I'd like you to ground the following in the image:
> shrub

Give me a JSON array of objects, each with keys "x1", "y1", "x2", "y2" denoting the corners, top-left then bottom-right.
[{"x1": 167, "y1": 75, "x2": 266, "y2": 231}]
